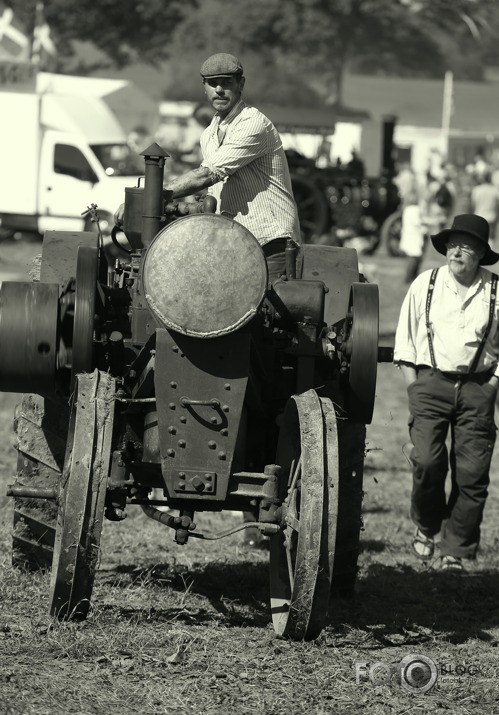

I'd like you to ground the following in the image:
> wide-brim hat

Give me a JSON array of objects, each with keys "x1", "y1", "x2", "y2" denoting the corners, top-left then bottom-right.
[
  {"x1": 200, "y1": 53, "x2": 243, "y2": 78},
  {"x1": 431, "y1": 213, "x2": 499, "y2": 265}
]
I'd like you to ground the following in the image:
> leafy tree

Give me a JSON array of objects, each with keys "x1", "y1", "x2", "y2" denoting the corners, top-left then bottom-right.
[
  {"x1": 401, "y1": 0, "x2": 499, "y2": 81},
  {"x1": 272, "y1": 0, "x2": 446, "y2": 103},
  {"x1": 165, "y1": 0, "x2": 499, "y2": 105},
  {"x1": 158, "y1": 51, "x2": 327, "y2": 108},
  {"x1": 4, "y1": 0, "x2": 499, "y2": 102},
  {"x1": 4, "y1": 0, "x2": 193, "y2": 70},
  {"x1": 271, "y1": 0, "x2": 498, "y2": 102}
]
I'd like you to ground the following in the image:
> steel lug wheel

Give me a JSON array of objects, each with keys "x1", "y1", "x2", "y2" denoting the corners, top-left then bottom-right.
[
  {"x1": 269, "y1": 390, "x2": 338, "y2": 640},
  {"x1": 49, "y1": 370, "x2": 115, "y2": 620}
]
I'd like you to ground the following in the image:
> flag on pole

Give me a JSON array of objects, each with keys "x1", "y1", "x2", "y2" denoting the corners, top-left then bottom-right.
[
  {"x1": 0, "y1": 5, "x2": 30, "y2": 61},
  {"x1": 31, "y1": 1, "x2": 56, "y2": 66}
]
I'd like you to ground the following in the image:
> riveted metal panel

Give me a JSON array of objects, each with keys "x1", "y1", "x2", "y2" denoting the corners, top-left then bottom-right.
[{"x1": 154, "y1": 328, "x2": 250, "y2": 501}]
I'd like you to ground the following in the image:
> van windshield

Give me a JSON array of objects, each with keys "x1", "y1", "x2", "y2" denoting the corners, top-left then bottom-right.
[{"x1": 91, "y1": 144, "x2": 143, "y2": 176}]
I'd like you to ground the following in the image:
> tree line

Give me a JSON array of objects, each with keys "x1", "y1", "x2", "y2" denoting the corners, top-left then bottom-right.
[{"x1": 7, "y1": 0, "x2": 499, "y2": 106}]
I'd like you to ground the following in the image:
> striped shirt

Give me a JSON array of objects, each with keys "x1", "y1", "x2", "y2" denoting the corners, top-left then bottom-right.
[
  {"x1": 394, "y1": 265, "x2": 499, "y2": 376},
  {"x1": 200, "y1": 99, "x2": 300, "y2": 246}
]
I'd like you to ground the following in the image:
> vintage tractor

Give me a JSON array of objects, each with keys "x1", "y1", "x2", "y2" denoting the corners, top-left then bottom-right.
[
  {"x1": 1, "y1": 143, "x2": 392, "y2": 641},
  {"x1": 286, "y1": 150, "x2": 401, "y2": 250},
  {"x1": 286, "y1": 115, "x2": 402, "y2": 250}
]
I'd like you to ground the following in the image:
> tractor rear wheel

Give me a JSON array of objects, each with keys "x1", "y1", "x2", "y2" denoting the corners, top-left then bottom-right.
[
  {"x1": 331, "y1": 419, "x2": 365, "y2": 597},
  {"x1": 12, "y1": 394, "x2": 69, "y2": 570}
]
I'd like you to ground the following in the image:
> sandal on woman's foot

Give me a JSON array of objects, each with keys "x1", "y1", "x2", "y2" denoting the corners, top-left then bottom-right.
[
  {"x1": 441, "y1": 555, "x2": 464, "y2": 572},
  {"x1": 411, "y1": 529, "x2": 435, "y2": 560}
]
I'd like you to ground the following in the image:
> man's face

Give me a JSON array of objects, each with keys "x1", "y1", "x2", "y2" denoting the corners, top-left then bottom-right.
[
  {"x1": 203, "y1": 75, "x2": 245, "y2": 118},
  {"x1": 445, "y1": 232, "x2": 485, "y2": 280}
]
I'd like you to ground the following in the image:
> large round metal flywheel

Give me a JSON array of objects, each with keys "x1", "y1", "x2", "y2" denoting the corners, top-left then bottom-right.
[
  {"x1": 269, "y1": 390, "x2": 338, "y2": 640},
  {"x1": 0, "y1": 281, "x2": 59, "y2": 394},
  {"x1": 344, "y1": 282, "x2": 379, "y2": 424},
  {"x1": 49, "y1": 370, "x2": 115, "y2": 620},
  {"x1": 71, "y1": 246, "x2": 98, "y2": 388},
  {"x1": 142, "y1": 214, "x2": 268, "y2": 338}
]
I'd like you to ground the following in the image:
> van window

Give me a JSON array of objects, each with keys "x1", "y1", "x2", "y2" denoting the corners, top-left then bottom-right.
[{"x1": 54, "y1": 144, "x2": 98, "y2": 183}]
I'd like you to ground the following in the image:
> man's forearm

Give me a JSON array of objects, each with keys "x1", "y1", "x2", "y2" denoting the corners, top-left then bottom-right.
[{"x1": 165, "y1": 166, "x2": 218, "y2": 199}]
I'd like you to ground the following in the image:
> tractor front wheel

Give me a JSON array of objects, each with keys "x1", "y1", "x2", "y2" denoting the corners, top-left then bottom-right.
[
  {"x1": 269, "y1": 390, "x2": 338, "y2": 640},
  {"x1": 49, "y1": 370, "x2": 115, "y2": 620}
]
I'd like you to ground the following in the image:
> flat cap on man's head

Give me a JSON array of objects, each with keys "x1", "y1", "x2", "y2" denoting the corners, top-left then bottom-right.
[{"x1": 200, "y1": 53, "x2": 244, "y2": 78}]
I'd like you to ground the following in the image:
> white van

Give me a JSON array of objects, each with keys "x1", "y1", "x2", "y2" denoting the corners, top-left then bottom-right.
[{"x1": 0, "y1": 71, "x2": 143, "y2": 238}]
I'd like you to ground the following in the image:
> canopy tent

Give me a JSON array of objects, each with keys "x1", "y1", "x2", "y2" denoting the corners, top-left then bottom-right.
[{"x1": 37, "y1": 72, "x2": 160, "y2": 137}]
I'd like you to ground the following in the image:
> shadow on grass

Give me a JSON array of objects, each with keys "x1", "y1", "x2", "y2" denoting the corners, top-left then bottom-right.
[
  {"x1": 98, "y1": 559, "x2": 270, "y2": 628},
  {"x1": 360, "y1": 539, "x2": 386, "y2": 553},
  {"x1": 364, "y1": 464, "x2": 411, "y2": 474},
  {"x1": 329, "y1": 562, "x2": 499, "y2": 645},
  {"x1": 97, "y1": 554, "x2": 499, "y2": 642},
  {"x1": 361, "y1": 505, "x2": 392, "y2": 514}
]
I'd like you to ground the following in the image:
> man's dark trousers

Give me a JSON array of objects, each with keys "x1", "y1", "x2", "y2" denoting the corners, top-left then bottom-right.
[{"x1": 408, "y1": 368, "x2": 496, "y2": 559}]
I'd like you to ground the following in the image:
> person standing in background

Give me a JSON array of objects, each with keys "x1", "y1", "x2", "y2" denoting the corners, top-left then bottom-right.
[
  {"x1": 470, "y1": 172, "x2": 499, "y2": 250},
  {"x1": 397, "y1": 164, "x2": 454, "y2": 284},
  {"x1": 398, "y1": 184, "x2": 427, "y2": 284}
]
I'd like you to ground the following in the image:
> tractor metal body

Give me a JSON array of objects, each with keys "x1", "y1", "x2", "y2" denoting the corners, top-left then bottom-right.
[{"x1": 2, "y1": 143, "x2": 391, "y2": 640}]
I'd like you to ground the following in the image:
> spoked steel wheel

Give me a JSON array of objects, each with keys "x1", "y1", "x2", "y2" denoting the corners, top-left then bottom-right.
[
  {"x1": 380, "y1": 209, "x2": 403, "y2": 256},
  {"x1": 270, "y1": 390, "x2": 338, "y2": 640},
  {"x1": 49, "y1": 370, "x2": 115, "y2": 620}
]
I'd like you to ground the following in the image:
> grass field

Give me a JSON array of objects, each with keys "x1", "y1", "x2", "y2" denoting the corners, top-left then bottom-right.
[{"x1": 1, "y1": 240, "x2": 499, "y2": 714}]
